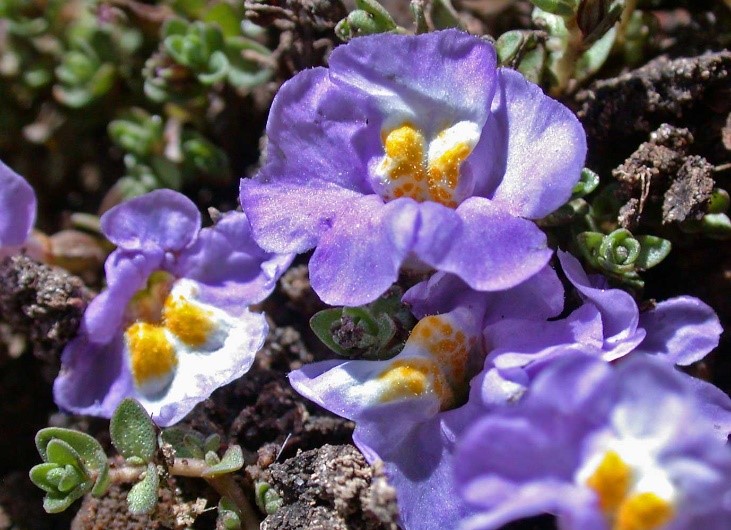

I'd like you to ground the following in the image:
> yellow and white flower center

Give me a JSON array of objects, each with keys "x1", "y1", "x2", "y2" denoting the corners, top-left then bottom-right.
[
  {"x1": 123, "y1": 273, "x2": 231, "y2": 396},
  {"x1": 375, "y1": 121, "x2": 480, "y2": 208},
  {"x1": 577, "y1": 444, "x2": 676, "y2": 530},
  {"x1": 375, "y1": 310, "x2": 478, "y2": 410}
]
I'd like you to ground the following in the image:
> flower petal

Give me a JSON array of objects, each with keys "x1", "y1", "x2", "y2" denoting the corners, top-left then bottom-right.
[
  {"x1": 177, "y1": 211, "x2": 294, "y2": 312},
  {"x1": 475, "y1": 68, "x2": 587, "y2": 218},
  {"x1": 558, "y1": 251, "x2": 645, "y2": 359},
  {"x1": 54, "y1": 336, "x2": 134, "y2": 418},
  {"x1": 329, "y1": 29, "x2": 497, "y2": 136},
  {"x1": 240, "y1": 67, "x2": 380, "y2": 254},
  {"x1": 101, "y1": 189, "x2": 201, "y2": 252},
  {"x1": 633, "y1": 296, "x2": 722, "y2": 366},
  {"x1": 0, "y1": 160, "x2": 36, "y2": 247},
  {"x1": 416, "y1": 198, "x2": 551, "y2": 292},
  {"x1": 309, "y1": 195, "x2": 418, "y2": 306},
  {"x1": 140, "y1": 305, "x2": 267, "y2": 427}
]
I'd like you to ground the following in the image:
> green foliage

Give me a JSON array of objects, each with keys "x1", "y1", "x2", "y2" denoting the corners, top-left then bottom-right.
[
  {"x1": 530, "y1": 0, "x2": 579, "y2": 17},
  {"x1": 217, "y1": 497, "x2": 243, "y2": 530},
  {"x1": 160, "y1": 426, "x2": 210, "y2": 458},
  {"x1": 110, "y1": 398, "x2": 158, "y2": 464},
  {"x1": 255, "y1": 481, "x2": 283, "y2": 515},
  {"x1": 202, "y1": 445, "x2": 244, "y2": 477},
  {"x1": 335, "y1": 0, "x2": 397, "y2": 41},
  {"x1": 127, "y1": 462, "x2": 160, "y2": 515},
  {"x1": 30, "y1": 428, "x2": 110, "y2": 513},
  {"x1": 577, "y1": 228, "x2": 671, "y2": 288},
  {"x1": 310, "y1": 286, "x2": 416, "y2": 360},
  {"x1": 144, "y1": 17, "x2": 271, "y2": 104},
  {"x1": 108, "y1": 109, "x2": 231, "y2": 198},
  {"x1": 681, "y1": 188, "x2": 731, "y2": 240}
]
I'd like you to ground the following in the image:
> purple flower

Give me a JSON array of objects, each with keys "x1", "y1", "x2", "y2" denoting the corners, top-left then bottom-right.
[
  {"x1": 480, "y1": 251, "x2": 722, "y2": 404},
  {"x1": 289, "y1": 267, "x2": 563, "y2": 529},
  {"x1": 54, "y1": 190, "x2": 293, "y2": 426},
  {"x1": 456, "y1": 354, "x2": 731, "y2": 530},
  {"x1": 240, "y1": 30, "x2": 587, "y2": 306},
  {"x1": 0, "y1": 159, "x2": 37, "y2": 252}
]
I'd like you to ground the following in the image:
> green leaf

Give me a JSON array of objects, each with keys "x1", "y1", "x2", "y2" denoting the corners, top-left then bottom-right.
[
  {"x1": 255, "y1": 482, "x2": 283, "y2": 515},
  {"x1": 530, "y1": 0, "x2": 578, "y2": 16},
  {"x1": 575, "y1": 26, "x2": 616, "y2": 82},
  {"x1": 354, "y1": 0, "x2": 397, "y2": 30},
  {"x1": 634, "y1": 235, "x2": 671, "y2": 270},
  {"x1": 204, "y1": 3, "x2": 242, "y2": 38},
  {"x1": 127, "y1": 462, "x2": 159, "y2": 515},
  {"x1": 30, "y1": 441, "x2": 92, "y2": 514},
  {"x1": 159, "y1": 427, "x2": 206, "y2": 458},
  {"x1": 572, "y1": 168, "x2": 600, "y2": 199},
  {"x1": 204, "y1": 434, "x2": 221, "y2": 453},
  {"x1": 218, "y1": 497, "x2": 242, "y2": 530},
  {"x1": 202, "y1": 445, "x2": 244, "y2": 477},
  {"x1": 91, "y1": 459, "x2": 111, "y2": 497},
  {"x1": 58, "y1": 465, "x2": 84, "y2": 493},
  {"x1": 110, "y1": 398, "x2": 157, "y2": 463},
  {"x1": 576, "y1": 231, "x2": 604, "y2": 262},
  {"x1": 431, "y1": 0, "x2": 463, "y2": 29},
  {"x1": 46, "y1": 439, "x2": 84, "y2": 468},
  {"x1": 707, "y1": 188, "x2": 730, "y2": 214},
  {"x1": 36, "y1": 428, "x2": 107, "y2": 473},
  {"x1": 199, "y1": 50, "x2": 229, "y2": 85},
  {"x1": 310, "y1": 308, "x2": 352, "y2": 356},
  {"x1": 599, "y1": 228, "x2": 640, "y2": 270},
  {"x1": 701, "y1": 213, "x2": 731, "y2": 240},
  {"x1": 30, "y1": 463, "x2": 64, "y2": 494},
  {"x1": 43, "y1": 492, "x2": 82, "y2": 514}
]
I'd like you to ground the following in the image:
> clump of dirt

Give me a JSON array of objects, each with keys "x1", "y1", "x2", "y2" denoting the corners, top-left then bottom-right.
[
  {"x1": 70, "y1": 478, "x2": 208, "y2": 530},
  {"x1": 0, "y1": 254, "x2": 92, "y2": 366},
  {"x1": 260, "y1": 444, "x2": 399, "y2": 530},
  {"x1": 577, "y1": 50, "x2": 731, "y2": 166},
  {"x1": 613, "y1": 123, "x2": 715, "y2": 229}
]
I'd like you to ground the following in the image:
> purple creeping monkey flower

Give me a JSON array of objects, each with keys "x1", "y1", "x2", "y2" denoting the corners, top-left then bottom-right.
[
  {"x1": 289, "y1": 266, "x2": 565, "y2": 530},
  {"x1": 0, "y1": 159, "x2": 37, "y2": 250},
  {"x1": 455, "y1": 354, "x2": 731, "y2": 530},
  {"x1": 479, "y1": 250, "x2": 722, "y2": 405},
  {"x1": 240, "y1": 29, "x2": 587, "y2": 306},
  {"x1": 54, "y1": 189, "x2": 293, "y2": 426}
]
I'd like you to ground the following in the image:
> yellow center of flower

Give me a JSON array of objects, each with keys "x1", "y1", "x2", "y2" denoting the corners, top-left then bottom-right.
[
  {"x1": 378, "y1": 122, "x2": 477, "y2": 208},
  {"x1": 585, "y1": 451, "x2": 675, "y2": 530},
  {"x1": 163, "y1": 294, "x2": 214, "y2": 347},
  {"x1": 616, "y1": 493, "x2": 674, "y2": 530},
  {"x1": 124, "y1": 274, "x2": 217, "y2": 395},
  {"x1": 126, "y1": 322, "x2": 178, "y2": 394},
  {"x1": 376, "y1": 313, "x2": 476, "y2": 410}
]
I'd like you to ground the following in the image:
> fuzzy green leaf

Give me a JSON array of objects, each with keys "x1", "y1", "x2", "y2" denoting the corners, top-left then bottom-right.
[
  {"x1": 36, "y1": 428, "x2": 107, "y2": 473},
  {"x1": 127, "y1": 462, "x2": 159, "y2": 515},
  {"x1": 634, "y1": 236, "x2": 672, "y2": 270},
  {"x1": 202, "y1": 445, "x2": 244, "y2": 477},
  {"x1": 110, "y1": 398, "x2": 157, "y2": 463}
]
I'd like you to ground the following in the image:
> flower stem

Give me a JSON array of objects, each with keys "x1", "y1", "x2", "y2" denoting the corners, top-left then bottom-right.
[
  {"x1": 552, "y1": 15, "x2": 584, "y2": 96},
  {"x1": 105, "y1": 458, "x2": 261, "y2": 529}
]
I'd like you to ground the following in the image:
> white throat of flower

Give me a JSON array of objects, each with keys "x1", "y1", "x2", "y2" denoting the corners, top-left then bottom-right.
[
  {"x1": 575, "y1": 435, "x2": 677, "y2": 530},
  {"x1": 373, "y1": 120, "x2": 480, "y2": 208},
  {"x1": 123, "y1": 275, "x2": 242, "y2": 397}
]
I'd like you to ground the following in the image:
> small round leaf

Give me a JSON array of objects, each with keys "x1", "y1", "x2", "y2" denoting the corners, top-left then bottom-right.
[{"x1": 110, "y1": 398, "x2": 157, "y2": 463}]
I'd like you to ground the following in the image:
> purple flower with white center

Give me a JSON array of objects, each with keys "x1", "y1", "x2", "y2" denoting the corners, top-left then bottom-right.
[
  {"x1": 54, "y1": 189, "x2": 293, "y2": 426},
  {"x1": 289, "y1": 266, "x2": 564, "y2": 529},
  {"x1": 479, "y1": 250, "x2": 722, "y2": 405},
  {"x1": 456, "y1": 354, "x2": 731, "y2": 530},
  {"x1": 0, "y1": 159, "x2": 37, "y2": 254},
  {"x1": 240, "y1": 29, "x2": 587, "y2": 306}
]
